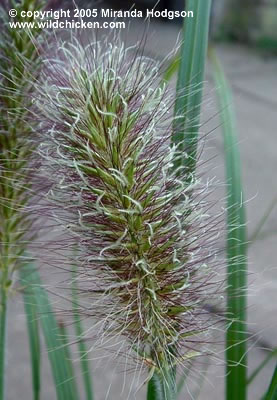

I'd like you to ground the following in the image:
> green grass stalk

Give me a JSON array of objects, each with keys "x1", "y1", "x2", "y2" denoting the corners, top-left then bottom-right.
[
  {"x1": 0, "y1": 287, "x2": 7, "y2": 400},
  {"x1": 209, "y1": 48, "x2": 248, "y2": 400},
  {"x1": 0, "y1": 0, "x2": 46, "y2": 395},
  {"x1": 172, "y1": 0, "x2": 212, "y2": 174},
  {"x1": 72, "y1": 268, "x2": 94, "y2": 400}
]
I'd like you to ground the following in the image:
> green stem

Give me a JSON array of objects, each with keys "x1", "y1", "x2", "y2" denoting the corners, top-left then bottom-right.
[
  {"x1": 20, "y1": 264, "x2": 41, "y2": 400},
  {"x1": 147, "y1": 369, "x2": 176, "y2": 400},
  {"x1": 72, "y1": 268, "x2": 94, "y2": 400},
  {"x1": 209, "y1": 48, "x2": 248, "y2": 400},
  {"x1": 249, "y1": 197, "x2": 277, "y2": 245},
  {"x1": 0, "y1": 289, "x2": 7, "y2": 400},
  {"x1": 172, "y1": 0, "x2": 212, "y2": 174},
  {"x1": 264, "y1": 363, "x2": 277, "y2": 400}
]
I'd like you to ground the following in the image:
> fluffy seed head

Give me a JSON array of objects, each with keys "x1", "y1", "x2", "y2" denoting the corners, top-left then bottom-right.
[
  {"x1": 37, "y1": 34, "x2": 222, "y2": 376},
  {"x1": 0, "y1": 0, "x2": 46, "y2": 284}
]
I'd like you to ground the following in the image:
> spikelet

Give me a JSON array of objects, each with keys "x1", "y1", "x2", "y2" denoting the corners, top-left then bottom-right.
[
  {"x1": 0, "y1": 0, "x2": 46, "y2": 289},
  {"x1": 37, "y1": 33, "x2": 222, "y2": 378}
]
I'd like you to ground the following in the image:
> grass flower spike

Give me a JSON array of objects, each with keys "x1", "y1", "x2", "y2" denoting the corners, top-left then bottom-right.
[
  {"x1": 0, "y1": 0, "x2": 46, "y2": 294},
  {"x1": 0, "y1": 0, "x2": 47, "y2": 397},
  {"x1": 38, "y1": 34, "x2": 221, "y2": 388}
]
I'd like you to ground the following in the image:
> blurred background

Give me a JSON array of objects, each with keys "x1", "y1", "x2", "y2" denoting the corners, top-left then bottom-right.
[
  {"x1": 6, "y1": 0, "x2": 277, "y2": 399},
  {"x1": 99, "y1": 0, "x2": 277, "y2": 51}
]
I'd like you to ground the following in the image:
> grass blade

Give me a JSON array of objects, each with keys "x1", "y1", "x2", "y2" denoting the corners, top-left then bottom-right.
[
  {"x1": 58, "y1": 321, "x2": 79, "y2": 392},
  {"x1": 209, "y1": 48, "x2": 248, "y2": 400},
  {"x1": 20, "y1": 266, "x2": 41, "y2": 400},
  {"x1": 264, "y1": 364, "x2": 277, "y2": 400},
  {"x1": 248, "y1": 349, "x2": 277, "y2": 386},
  {"x1": 155, "y1": 2, "x2": 212, "y2": 398},
  {"x1": 72, "y1": 268, "x2": 94, "y2": 400},
  {"x1": 249, "y1": 197, "x2": 277, "y2": 244},
  {"x1": 20, "y1": 264, "x2": 79, "y2": 400},
  {"x1": 0, "y1": 289, "x2": 7, "y2": 400},
  {"x1": 172, "y1": 0, "x2": 212, "y2": 173},
  {"x1": 162, "y1": 53, "x2": 180, "y2": 85}
]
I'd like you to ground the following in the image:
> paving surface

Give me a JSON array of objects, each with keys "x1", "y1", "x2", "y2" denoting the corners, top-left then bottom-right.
[{"x1": 6, "y1": 17, "x2": 277, "y2": 400}]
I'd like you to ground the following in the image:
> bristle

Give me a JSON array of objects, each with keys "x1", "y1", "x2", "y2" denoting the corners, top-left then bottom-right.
[
  {"x1": 0, "y1": 0, "x2": 46, "y2": 284},
  {"x1": 37, "y1": 33, "x2": 223, "y2": 377}
]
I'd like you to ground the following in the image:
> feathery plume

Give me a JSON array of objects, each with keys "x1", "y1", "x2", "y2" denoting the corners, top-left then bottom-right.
[
  {"x1": 37, "y1": 33, "x2": 222, "y2": 382},
  {"x1": 0, "y1": 0, "x2": 46, "y2": 291},
  {"x1": 0, "y1": 1, "x2": 48, "y2": 396}
]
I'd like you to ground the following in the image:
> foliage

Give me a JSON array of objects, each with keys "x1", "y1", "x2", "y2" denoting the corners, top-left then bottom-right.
[{"x1": 0, "y1": 1, "x2": 46, "y2": 398}]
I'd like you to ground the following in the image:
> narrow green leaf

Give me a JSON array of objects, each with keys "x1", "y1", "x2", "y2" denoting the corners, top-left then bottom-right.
[
  {"x1": 264, "y1": 364, "x2": 277, "y2": 400},
  {"x1": 209, "y1": 48, "x2": 248, "y2": 400},
  {"x1": 72, "y1": 268, "x2": 94, "y2": 400},
  {"x1": 159, "y1": 2, "x2": 212, "y2": 398},
  {"x1": 247, "y1": 349, "x2": 277, "y2": 386},
  {"x1": 172, "y1": 0, "x2": 212, "y2": 174},
  {"x1": 249, "y1": 197, "x2": 277, "y2": 245},
  {"x1": 0, "y1": 289, "x2": 7, "y2": 400},
  {"x1": 161, "y1": 54, "x2": 180, "y2": 85},
  {"x1": 58, "y1": 321, "x2": 79, "y2": 392},
  {"x1": 20, "y1": 266, "x2": 41, "y2": 400},
  {"x1": 20, "y1": 264, "x2": 79, "y2": 400}
]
